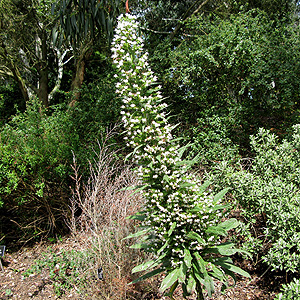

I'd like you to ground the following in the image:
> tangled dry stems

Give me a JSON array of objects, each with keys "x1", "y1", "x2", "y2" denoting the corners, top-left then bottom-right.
[{"x1": 67, "y1": 133, "x2": 157, "y2": 299}]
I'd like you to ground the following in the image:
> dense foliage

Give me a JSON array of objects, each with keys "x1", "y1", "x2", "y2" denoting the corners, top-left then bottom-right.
[
  {"x1": 148, "y1": 9, "x2": 300, "y2": 151},
  {"x1": 212, "y1": 126, "x2": 300, "y2": 274}
]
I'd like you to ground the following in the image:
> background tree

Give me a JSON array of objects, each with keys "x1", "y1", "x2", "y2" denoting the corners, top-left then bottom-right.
[
  {"x1": 0, "y1": 0, "x2": 68, "y2": 107},
  {"x1": 52, "y1": 0, "x2": 122, "y2": 106}
]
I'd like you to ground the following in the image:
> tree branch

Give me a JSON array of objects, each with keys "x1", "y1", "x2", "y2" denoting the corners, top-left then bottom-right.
[
  {"x1": 169, "y1": 0, "x2": 211, "y2": 42},
  {"x1": 49, "y1": 48, "x2": 73, "y2": 102}
]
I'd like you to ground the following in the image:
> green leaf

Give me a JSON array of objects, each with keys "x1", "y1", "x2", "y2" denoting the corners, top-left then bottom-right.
[
  {"x1": 132, "y1": 259, "x2": 160, "y2": 273},
  {"x1": 208, "y1": 245, "x2": 250, "y2": 257},
  {"x1": 203, "y1": 275, "x2": 215, "y2": 297},
  {"x1": 213, "y1": 188, "x2": 230, "y2": 202},
  {"x1": 129, "y1": 243, "x2": 149, "y2": 249},
  {"x1": 124, "y1": 144, "x2": 143, "y2": 162},
  {"x1": 219, "y1": 218, "x2": 240, "y2": 231},
  {"x1": 129, "y1": 268, "x2": 165, "y2": 285},
  {"x1": 123, "y1": 228, "x2": 150, "y2": 240},
  {"x1": 157, "y1": 240, "x2": 169, "y2": 256},
  {"x1": 198, "y1": 180, "x2": 212, "y2": 193},
  {"x1": 177, "y1": 143, "x2": 192, "y2": 159},
  {"x1": 186, "y1": 231, "x2": 206, "y2": 245},
  {"x1": 160, "y1": 267, "x2": 181, "y2": 293},
  {"x1": 214, "y1": 260, "x2": 251, "y2": 279},
  {"x1": 193, "y1": 252, "x2": 207, "y2": 276},
  {"x1": 179, "y1": 182, "x2": 195, "y2": 189},
  {"x1": 129, "y1": 184, "x2": 149, "y2": 196},
  {"x1": 205, "y1": 225, "x2": 227, "y2": 236},
  {"x1": 208, "y1": 264, "x2": 225, "y2": 282},
  {"x1": 183, "y1": 248, "x2": 192, "y2": 268},
  {"x1": 163, "y1": 174, "x2": 170, "y2": 183},
  {"x1": 168, "y1": 222, "x2": 177, "y2": 236},
  {"x1": 120, "y1": 184, "x2": 146, "y2": 191},
  {"x1": 186, "y1": 274, "x2": 196, "y2": 294},
  {"x1": 126, "y1": 212, "x2": 146, "y2": 221},
  {"x1": 166, "y1": 281, "x2": 179, "y2": 298},
  {"x1": 178, "y1": 261, "x2": 188, "y2": 283},
  {"x1": 204, "y1": 242, "x2": 237, "y2": 256}
]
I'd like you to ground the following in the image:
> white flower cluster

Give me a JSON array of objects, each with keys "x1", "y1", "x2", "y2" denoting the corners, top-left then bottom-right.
[{"x1": 112, "y1": 15, "x2": 225, "y2": 267}]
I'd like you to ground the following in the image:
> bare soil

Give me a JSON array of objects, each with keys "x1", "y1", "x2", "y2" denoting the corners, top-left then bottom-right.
[{"x1": 0, "y1": 237, "x2": 282, "y2": 300}]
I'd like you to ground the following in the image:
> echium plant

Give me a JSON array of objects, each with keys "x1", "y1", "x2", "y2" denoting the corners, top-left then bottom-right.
[{"x1": 111, "y1": 14, "x2": 250, "y2": 300}]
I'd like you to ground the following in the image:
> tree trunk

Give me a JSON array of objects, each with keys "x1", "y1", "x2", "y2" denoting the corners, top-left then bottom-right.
[
  {"x1": 1, "y1": 42, "x2": 29, "y2": 104},
  {"x1": 69, "y1": 58, "x2": 86, "y2": 107},
  {"x1": 69, "y1": 42, "x2": 92, "y2": 107},
  {"x1": 13, "y1": 64, "x2": 30, "y2": 104},
  {"x1": 37, "y1": 30, "x2": 48, "y2": 108}
]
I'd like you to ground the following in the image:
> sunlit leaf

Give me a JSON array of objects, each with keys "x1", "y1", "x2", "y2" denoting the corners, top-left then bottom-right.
[
  {"x1": 129, "y1": 268, "x2": 165, "y2": 285},
  {"x1": 160, "y1": 267, "x2": 181, "y2": 293},
  {"x1": 186, "y1": 231, "x2": 206, "y2": 245}
]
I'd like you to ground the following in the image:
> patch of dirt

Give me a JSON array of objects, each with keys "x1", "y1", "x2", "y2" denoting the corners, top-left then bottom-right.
[
  {"x1": 0, "y1": 239, "x2": 81, "y2": 300},
  {"x1": 0, "y1": 237, "x2": 282, "y2": 300}
]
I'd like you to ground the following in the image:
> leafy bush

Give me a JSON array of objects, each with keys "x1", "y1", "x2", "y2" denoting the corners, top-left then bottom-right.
[
  {"x1": 212, "y1": 125, "x2": 300, "y2": 273},
  {"x1": 0, "y1": 98, "x2": 107, "y2": 240},
  {"x1": 187, "y1": 113, "x2": 240, "y2": 165},
  {"x1": 275, "y1": 278, "x2": 300, "y2": 300},
  {"x1": 150, "y1": 9, "x2": 300, "y2": 151},
  {"x1": 0, "y1": 100, "x2": 73, "y2": 202}
]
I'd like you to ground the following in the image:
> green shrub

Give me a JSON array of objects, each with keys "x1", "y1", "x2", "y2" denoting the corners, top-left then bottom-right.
[
  {"x1": 187, "y1": 113, "x2": 240, "y2": 166},
  {"x1": 0, "y1": 99, "x2": 89, "y2": 239},
  {"x1": 211, "y1": 125, "x2": 300, "y2": 273},
  {"x1": 275, "y1": 278, "x2": 300, "y2": 300},
  {"x1": 0, "y1": 100, "x2": 72, "y2": 202}
]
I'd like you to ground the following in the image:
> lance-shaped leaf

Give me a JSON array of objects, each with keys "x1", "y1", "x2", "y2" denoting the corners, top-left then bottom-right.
[
  {"x1": 208, "y1": 264, "x2": 226, "y2": 282},
  {"x1": 160, "y1": 267, "x2": 181, "y2": 293},
  {"x1": 126, "y1": 212, "x2": 146, "y2": 221},
  {"x1": 219, "y1": 218, "x2": 240, "y2": 231},
  {"x1": 123, "y1": 228, "x2": 150, "y2": 240},
  {"x1": 168, "y1": 222, "x2": 177, "y2": 236},
  {"x1": 204, "y1": 242, "x2": 252, "y2": 257},
  {"x1": 186, "y1": 274, "x2": 196, "y2": 295},
  {"x1": 178, "y1": 260, "x2": 188, "y2": 283},
  {"x1": 186, "y1": 231, "x2": 206, "y2": 245},
  {"x1": 198, "y1": 180, "x2": 212, "y2": 193},
  {"x1": 213, "y1": 187, "x2": 230, "y2": 203},
  {"x1": 166, "y1": 281, "x2": 179, "y2": 298},
  {"x1": 213, "y1": 258, "x2": 251, "y2": 279},
  {"x1": 184, "y1": 248, "x2": 192, "y2": 268},
  {"x1": 205, "y1": 225, "x2": 227, "y2": 237},
  {"x1": 129, "y1": 268, "x2": 165, "y2": 285},
  {"x1": 132, "y1": 259, "x2": 161, "y2": 273}
]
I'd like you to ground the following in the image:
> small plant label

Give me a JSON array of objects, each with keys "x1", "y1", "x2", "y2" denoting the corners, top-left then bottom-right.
[
  {"x1": 0, "y1": 245, "x2": 5, "y2": 271},
  {"x1": 0, "y1": 245, "x2": 5, "y2": 257}
]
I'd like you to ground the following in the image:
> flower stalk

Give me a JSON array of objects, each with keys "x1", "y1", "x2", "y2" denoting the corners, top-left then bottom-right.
[{"x1": 111, "y1": 14, "x2": 250, "y2": 299}]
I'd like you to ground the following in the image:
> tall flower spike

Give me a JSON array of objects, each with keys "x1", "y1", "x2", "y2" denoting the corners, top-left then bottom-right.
[{"x1": 111, "y1": 14, "x2": 248, "y2": 299}]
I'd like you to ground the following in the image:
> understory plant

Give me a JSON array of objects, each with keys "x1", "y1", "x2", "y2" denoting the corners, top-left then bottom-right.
[
  {"x1": 274, "y1": 278, "x2": 300, "y2": 300},
  {"x1": 111, "y1": 14, "x2": 250, "y2": 299},
  {"x1": 211, "y1": 126, "x2": 300, "y2": 274},
  {"x1": 25, "y1": 134, "x2": 145, "y2": 299}
]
